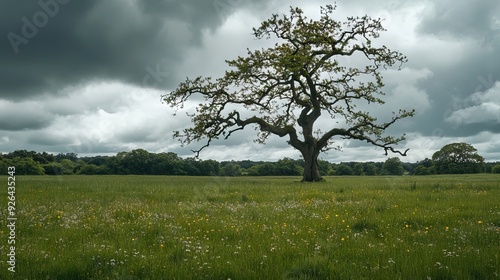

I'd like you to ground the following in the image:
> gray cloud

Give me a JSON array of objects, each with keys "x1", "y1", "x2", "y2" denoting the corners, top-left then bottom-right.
[
  {"x1": 418, "y1": 0, "x2": 500, "y2": 43},
  {"x1": 27, "y1": 132, "x2": 73, "y2": 146},
  {"x1": 0, "y1": 100, "x2": 53, "y2": 130}
]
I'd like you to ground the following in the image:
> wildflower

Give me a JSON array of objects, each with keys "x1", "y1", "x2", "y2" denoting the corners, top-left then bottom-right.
[
  {"x1": 435, "y1": 262, "x2": 443, "y2": 269},
  {"x1": 477, "y1": 221, "x2": 483, "y2": 224}
]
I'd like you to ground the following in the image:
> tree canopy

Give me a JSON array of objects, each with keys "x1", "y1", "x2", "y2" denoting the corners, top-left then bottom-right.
[
  {"x1": 163, "y1": 5, "x2": 414, "y2": 182},
  {"x1": 381, "y1": 157, "x2": 404, "y2": 175},
  {"x1": 432, "y1": 142, "x2": 485, "y2": 174}
]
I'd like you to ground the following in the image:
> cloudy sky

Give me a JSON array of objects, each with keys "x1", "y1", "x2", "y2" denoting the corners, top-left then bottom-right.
[{"x1": 1, "y1": 0, "x2": 499, "y2": 163}]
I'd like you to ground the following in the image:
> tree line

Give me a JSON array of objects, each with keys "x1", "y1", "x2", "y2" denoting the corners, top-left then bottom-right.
[{"x1": 1, "y1": 145, "x2": 499, "y2": 176}]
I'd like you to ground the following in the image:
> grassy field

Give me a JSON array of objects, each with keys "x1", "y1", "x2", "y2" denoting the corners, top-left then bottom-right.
[{"x1": 0, "y1": 175, "x2": 499, "y2": 279}]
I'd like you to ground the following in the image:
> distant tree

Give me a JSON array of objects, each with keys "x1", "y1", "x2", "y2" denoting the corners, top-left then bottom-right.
[
  {"x1": 73, "y1": 159, "x2": 87, "y2": 174},
  {"x1": 238, "y1": 160, "x2": 256, "y2": 170},
  {"x1": 78, "y1": 164, "x2": 111, "y2": 175},
  {"x1": 248, "y1": 163, "x2": 277, "y2": 176},
  {"x1": 150, "y1": 152, "x2": 183, "y2": 175},
  {"x1": 106, "y1": 153, "x2": 127, "y2": 174},
  {"x1": 318, "y1": 160, "x2": 332, "y2": 176},
  {"x1": 120, "y1": 149, "x2": 152, "y2": 175},
  {"x1": 181, "y1": 158, "x2": 201, "y2": 176},
  {"x1": 491, "y1": 164, "x2": 500, "y2": 174},
  {"x1": 353, "y1": 163, "x2": 364, "y2": 176},
  {"x1": 402, "y1": 162, "x2": 414, "y2": 174},
  {"x1": 364, "y1": 163, "x2": 378, "y2": 175},
  {"x1": 55, "y1": 153, "x2": 78, "y2": 162},
  {"x1": 432, "y1": 143, "x2": 484, "y2": 174},
  {"x1": 43, "y1": 162, "x2": 62, "y2": 175},
  {"x1": 163, "y1": 5, "x2": 414, "y2": 182},
  {"x1": 413, "y1": 158, "x2": 435, "y2": 175},
  {"x1": 11, "y1": 157, "x2": 44, "y2": 175},
  {"x1": 275, "y1": 158, "x2": 302, "y2": 176},
  {"x1": 60, "y1": 159, "x2": 76, "y2": 175},
  {"x1": 247, "y1": 165, "x2": 260, "y2": 176},
  {"x1": 33, "y1": 152, "x2": 55, "y2": 164},
  {"x1": 7, "y1": 150, "x2": 36, "y2": 159},
  {"x1": 197, "y1": 159, "x2": 220, "y2": 176},
  {"x1": 0, "y1": 157, "x2": 11, "y2": 173},
  {"x1": 335, "y1": 164, "x2": 353, "y2": 176},
  {"x1": 381, "y1": 157, "x2": 404, "y2": 175},
  {"x1": 419, "y1": 158, "x2": 434, "y2": 168},
  {"x1": 220, "y1": 162, "x2": 242, "y2": 176},
  {"x1": 413, "y1": 165, "x2": 428, "y2": 175},
  {"x1": 82, "y1": 155, "x2": 109, "y2": 166}
]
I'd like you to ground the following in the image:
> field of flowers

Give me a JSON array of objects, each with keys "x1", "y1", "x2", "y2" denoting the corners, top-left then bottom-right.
[{"x1": 0, "y1": 175, "x2": 499, "y2": 279}]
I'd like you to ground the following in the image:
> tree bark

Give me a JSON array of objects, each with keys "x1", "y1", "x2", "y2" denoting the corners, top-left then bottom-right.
[
  {"x1": 295, "y1": 102, "x2": 323, "y2": 182},
  {"x1": 301, "y1": 146, "x2": 323, "y2": 182}
]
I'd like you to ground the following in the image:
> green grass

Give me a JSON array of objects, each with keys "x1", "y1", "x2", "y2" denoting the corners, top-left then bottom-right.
[{"x1": 0, "y1": 175, "x2": 499, "y2": 279}]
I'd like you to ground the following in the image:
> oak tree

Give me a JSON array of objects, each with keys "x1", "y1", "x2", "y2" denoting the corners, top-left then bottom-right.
[
  {"x1": 432, "y1": 142, "x2": 484, "y2": 174},
  {"x1": 163, "y1": 5, "x2": 414, "y2": 182}
]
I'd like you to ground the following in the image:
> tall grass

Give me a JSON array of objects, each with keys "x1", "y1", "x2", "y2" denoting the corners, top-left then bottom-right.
[{"x1": 0, "y1": 175, "x2": 499, "y2": 279}]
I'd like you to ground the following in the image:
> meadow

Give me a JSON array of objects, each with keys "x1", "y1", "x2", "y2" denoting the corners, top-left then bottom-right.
[{"x1": 0, "y1": 175, "x2": 499, "y2": 279}]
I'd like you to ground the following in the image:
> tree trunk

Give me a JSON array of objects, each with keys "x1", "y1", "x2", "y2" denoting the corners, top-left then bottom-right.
[{"x1": 301, "y1": 148, "x2": 323, "y2": 182}]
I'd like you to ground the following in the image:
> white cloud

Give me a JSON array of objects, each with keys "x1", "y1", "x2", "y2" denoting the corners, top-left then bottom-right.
[
  {"x1": 445, "y1": 81, "x2": 500, "y2": 125},
  {"x1": 383, "y1": 68, "x2": 433, "y2": 113}
]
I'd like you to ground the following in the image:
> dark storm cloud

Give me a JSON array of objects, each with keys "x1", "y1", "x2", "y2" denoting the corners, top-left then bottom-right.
[
  {"x1": 0, "y1": 116, "x2": 50, "y2": 131},
  {"x1": 410, "y1": 0, "x2": 500, "y2": 138},
  {"x1": 0, "y1": 0, "x2": 268, "y2": 101}
]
